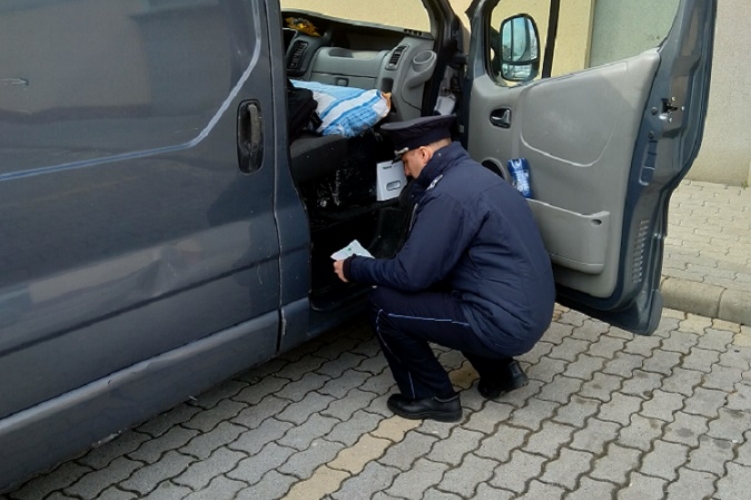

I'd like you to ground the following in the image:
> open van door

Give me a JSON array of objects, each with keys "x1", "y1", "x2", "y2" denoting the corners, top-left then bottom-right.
[{"x1": 463, "y1": 0, "x2": 716, "y2": 334}]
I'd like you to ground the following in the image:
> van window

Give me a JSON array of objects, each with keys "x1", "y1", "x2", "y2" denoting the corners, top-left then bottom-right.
[
  {"x1": 280, "y1": 0, "x2": 431, "y2": 32},
  {"x1": 0, "y1": 0, "x2": 257, "y2": 175}
]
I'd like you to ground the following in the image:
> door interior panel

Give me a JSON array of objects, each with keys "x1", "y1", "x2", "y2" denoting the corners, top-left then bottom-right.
[{"x1": 468, "y1": 50, "x2": 660, "y2": 298}]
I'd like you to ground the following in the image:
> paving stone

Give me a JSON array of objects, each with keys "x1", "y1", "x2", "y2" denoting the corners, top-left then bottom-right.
[
  {"x1": 427, "y1": 427, "x2": 484, "y2": 466},
  {"x1": 683, "y1": 387, "x2": 727, "y2": 418},
  {"x1": 715, "y1": 463, "x2": 751, "y2": 500},
  {"x1": 437, "y1": 350, "x2": 468, "y2": 371},
  {"x1": 238, "y1": 358, "x2": 287, "y2": 381},
  {"x1": 277, "y1": 355, "x2": 328, "y2": 381},
  {"x1": 119, "y1": 451, "x2": 194, "y2": 495},
  {"x1": 558, "y1": 310, "x2": 588, "y2": 328},
  {"x1": 738, "y1": 431, "x2": 751, "y2": 466},
  {"x1": 370, "y1": 415, "x2": 421, "y2": 442},
  {"x1": 703, "y1": 365, "x2": 744, "y2": 391},
  {"x1": 360, "y1": 370, "x2": 397, "y2": 396},
  {"x1": 227, "y1": 442, "x2": 296, "y2": 486},
  {"x1": 235, "y1": 471, "x2": 297, "y2": 500},
  {"x1": 229, "y1": 419, "x2": 294, "y2": 456},
  {"x1": 665, "y1": 467, "x2": 717, "y2": 500},
  {"x1": 464, "y1": 401, "x2": 514, "y2": 433},
  {"x1": 371, "y1": 493, "x2": 401, "y2": 500},
  {"x1": 326, "y1": 410, "x2": 382, "y2": 446},
  {"x1": 605, "y1": 325, "x2": 633, "y2": 341},
  {"x1": 278, "y1": 439, "x2": 345, "y2": 480},
  {"x1": 562, "y1": 355, "x2": 605, "y2": 382},
  {"x1": 473, "y1": 483, "x2": 516, "y2": 500},
  {"x1": 354, "y1": 354, "x2": 388, "y2": 375},
  {"x1": 285, "y1": 466, "x2": 348, "y2": 500},
  {"x1": 707, "y1": 408, "x2": 751, "y2": 442},
  {"x1": 318, "y1": 370, "x2": 371, "y2": 399},
  {"x1": 587, "y1": 336, "x2": 626, "y2": 359},
  {"x1": 379, "y1": 431, "x2": 438, "y2": 471},
  {"x1": 231, "y1": 395, "x2": 291, "y2": 430},
  {"x1": 508, "y1": 398, "x2": 560, "y2": 431},
  {"x1": 490, "y1": 450, "x2": 547, "y2": 493},
  {"x1": 315, "y1": 337, "x2": 362, "y2": 361},
  {"x1": 652, "y1": 317, "x2": 681, "y2": 338},
  {"x1": 591, "y1": 443, "x2": 641, "y2": 485},
  {"x1": 65, "y1": 457, "x2": 142, "y2": 499},
  {"x1": 687, "y1": 435, "x2": 734, "y2": 476},
  {"x1": 640, "y1": 440, "x2": 689, "y2": 481},
  {"x1": 179, "y1": 422, "x2": 246, "y2": 460},
  {"x1": 278, "y1": 414, "x2": 340, "y2": 451},
  {"x1": 460, "y1": 384, "x2": 486, "y2": 412},
  {"x1": 641, "y1": 391, "x2": 685, "y2": 422},
  {"x1": 173, "y1": 447, "x2": 246, "y2": 490},
  {"x1": 422, "y1": 488, "x2": 463, "y2": 500},
  {"x1": 535, "y1": 374, "x2": 595, "y2": 404},
  {"x1": 438, "y1": 454, "x2": 497, "y2": 497},
  {"x1": 96, "y1": 486, "x2": 137, "y2": 499},
  {"x1": 517, "y1": 479, "x2": 566, "y2": 500},
  {"x1": 139, "y1": 480, "x2": 192, "y2": 500},
  {"x1": 553, "y1": 396, "x2": 601, "y2": 428},
  {"x1": 527, "y1": 357, "x2": 568, "y2": 383},
  {"x1": 620, "y1": 370, "x2": 663, "y2": 399},
  {"x1": 663, "y1": 411, "x2": 709, "y2": 447},
  {"x1": 679, "y1": 314, "x2": 712, "y2": 335},
  {"x1": 350, "y1": 337, "x2": 381, "y2": 358},
  {"x1": 569, "y1": 418, "x2": 620, "y2": 455},
  {"x1": 547, "y1": 338, "x2": 591, "y2": 363},
  {"x1": 618, "y1": 414, "x2": 666, "y2": 452},
  {"x1": 79, "y1": 432, "x2": 151, "y2": 470},
  {"x1": 564, "y1": 477, "x2": 617, "y2": 500},
  {"x1": 331, "y1": 462, "x2": 400, "y2": 500},
  {"x1": 415, "y1": 417, "x2": 462, "y2": 439},
  {"x1": 623, "y1": 336, "x2": 662, "y2": 357},
  {"x1": 642, "y1": 350, "x2": 682, "y2": 377},
  {"x1": 603, "y1": 353, "x2": 644, "y2": 377},
  {"x1": 682, "y1": 347, "x2": 720, "y2": 373},
  {"x1": 524, "y1": 420, "x2": 577, "y2": 458},
  {"x1": 517, "y1": 341, "x2": 554, "y2": 365},
  {"x1": 276, "y1": 339, "x2": 327, "y2": 363},
  {"x1": 181, "y1": 475, "x2": 246, "y2": 500},
  {"x1": 329, "y1": 434, "x2": 391, "y2": 475},
  {"x1": 449, "y1": 361, "x2": 479, "y2": 390},
  {"x1": 182, "y1": 399, "x2": 247, "y2": 432},
  {"x1": 543, "y1": 323, "x2": 575, "y2": 345},
  {"x1": 541, "y1": 448, "x2": 594, "y2": 490},
  {"x1": 388, "y1": 458, "x2": 448, "y2": 500},
  {"x1": 137, "y1": 404, "x2": 202, "y2": 438},
  {"x1": 495, "y1": 380, "x2": 544, "y2": 408},
  {"x1": 274, "y1": 373, "x2": 330, "y2": 402},
  {"x1": 696, "y1": 328, "x2": 735, "y2": 351},
  {"x1": 660, "y1": 331, "x2": 700, "y2": 355},
  {"x1": 599, "y1": 393, "x2": 644, "y2": 426},
  {"x1": 476, "y1": 426, "x2": 530, "y2": 463},
  {"x1": 190, "y1": 379, "x2": 248, "y2": 410},
  {"x1": 128, "y1": 427, "x2": 199, "y2": 464},
  {"x1": 713, "y1": 318, "x2": 742, "y2": 334},
  {"x1": 232, "y1": 376, "x2": 290, "y2": 405},
  {"x1": 719, "y1": 346, "x2": 751, "y2": 371},
  {"x1": 580, "y1": 373, "x2": 624, "y2": 402},
  {"x1": 275, "y1": 392, "x2": 336, "y2": 425},
  {"x1": 572, "y1": 319, "x2": 610, "y2": 341},
  {"x1": 38, "y1": 493, "x2": 79, "y2": 500},
  {"x1": 663, "y1": 368, "x2": 704, "y2": 397},
  {"x1": 616, "y1": 472, "x2": 666, "y2": 500},
  {"x1": 316, "y1": 353, "x2": 368, "y2": 379},
  {"x1": 8, "y1": 462, "x2": 92, "y2": 500}
]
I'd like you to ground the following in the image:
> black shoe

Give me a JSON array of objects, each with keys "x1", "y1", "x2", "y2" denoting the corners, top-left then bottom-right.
[
  {"x1": 477, "y1": 360, "x2": 529, "y2": 399},
  {"x1": 387, "y1": 394, "x2": 462, "y2": 422}
]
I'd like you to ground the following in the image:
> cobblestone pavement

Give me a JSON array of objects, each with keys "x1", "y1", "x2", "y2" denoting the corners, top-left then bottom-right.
[{"x1": 5, "y1": 306, "x2": 751, "y2": 500}]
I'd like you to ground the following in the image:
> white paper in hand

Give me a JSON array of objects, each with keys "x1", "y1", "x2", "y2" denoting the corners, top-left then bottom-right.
[{"x1": 331, "y1": 240, "x2": 374, "y2": 260}]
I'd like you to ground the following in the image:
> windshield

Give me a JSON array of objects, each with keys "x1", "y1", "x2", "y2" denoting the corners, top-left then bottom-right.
[{"x1": 280, "y1": 0, "x2": 432, "y2": 32}]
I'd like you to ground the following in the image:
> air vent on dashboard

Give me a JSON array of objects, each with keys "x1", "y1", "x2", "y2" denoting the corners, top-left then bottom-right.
[
  {"x1": 386, "y1": 45, "x2": 407, "y2": 70},
  {"x1": 289, "y1": 41, "x2": 309, "y2": 70}
]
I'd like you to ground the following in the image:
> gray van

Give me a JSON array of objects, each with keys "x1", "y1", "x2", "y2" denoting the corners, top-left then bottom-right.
[{"x1": 0, "y1": 0, "x2": 715, "y2": 490}]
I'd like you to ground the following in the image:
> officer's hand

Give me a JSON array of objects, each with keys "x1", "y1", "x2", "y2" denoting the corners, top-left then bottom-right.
[{"x1": 333, "y1": 260, "x2": 348, "y2": 282}]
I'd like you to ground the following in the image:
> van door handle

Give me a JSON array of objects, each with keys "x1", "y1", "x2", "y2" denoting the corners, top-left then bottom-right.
[
  {"x1": 237, "y1": 101, "x2": 263, "y2": 173},
  {"x1": 490, "y1": 107, "x2": 512, "y2": 128}
]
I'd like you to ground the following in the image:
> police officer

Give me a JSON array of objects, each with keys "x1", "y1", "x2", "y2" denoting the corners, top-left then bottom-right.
[{"x1": 333, "y1": 115, "x2": 555, "y2": 422}]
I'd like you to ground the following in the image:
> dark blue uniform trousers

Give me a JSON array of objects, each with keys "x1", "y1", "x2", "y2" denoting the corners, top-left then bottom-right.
[{"x1": 370, "y1": 286, "x2": 512, "y2": 400}]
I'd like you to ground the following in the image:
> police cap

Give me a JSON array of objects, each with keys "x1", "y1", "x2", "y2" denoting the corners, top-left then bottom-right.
[{"x1": 381, "y1": 115, "x2": 455, "y2": 157}]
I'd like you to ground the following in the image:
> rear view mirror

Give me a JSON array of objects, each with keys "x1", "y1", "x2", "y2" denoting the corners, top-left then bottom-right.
[{"x1": 499, "y1": 14, "x2": 540, "y2": 82}]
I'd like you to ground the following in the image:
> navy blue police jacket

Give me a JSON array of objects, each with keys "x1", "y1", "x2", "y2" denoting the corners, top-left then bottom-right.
[{"x1": 346, "y1": 142, "x2": 555, "y2": 355}]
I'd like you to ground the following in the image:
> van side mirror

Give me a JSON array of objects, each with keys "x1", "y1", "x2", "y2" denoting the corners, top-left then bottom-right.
[{"x1": 498, "y1": 14, "x2": 540, "y2": 82}]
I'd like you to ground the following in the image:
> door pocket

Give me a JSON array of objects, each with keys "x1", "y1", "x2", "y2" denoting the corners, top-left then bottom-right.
[{"x1": 527, "y1": 200, "x2": 610, "y2": 275}]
